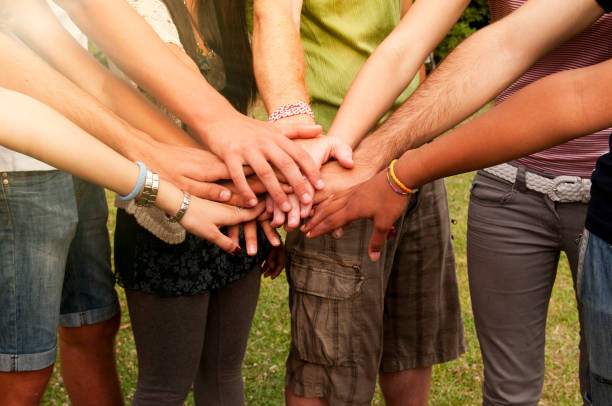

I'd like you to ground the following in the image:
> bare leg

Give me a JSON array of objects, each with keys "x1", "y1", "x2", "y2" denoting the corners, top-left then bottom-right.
[
  {"x1": 59, "y1": 313, "x2": 123, "y2": 406},
  {"x1": 0, "y1": 365, "x2": 54, "y2": 405},
  {"x1": 379, "y1": 367, "x2": 432, "y2": 406},
  {"x1": 285, "y1": 386, "x2": 330, "y2": 406}
]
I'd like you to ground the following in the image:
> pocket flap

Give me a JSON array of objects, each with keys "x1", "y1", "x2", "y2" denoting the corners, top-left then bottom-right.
[{"x1": 288, "y1": 250, "x2": 363, "y2": 300}]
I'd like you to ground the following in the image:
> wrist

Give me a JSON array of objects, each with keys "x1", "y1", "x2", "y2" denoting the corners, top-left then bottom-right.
[
  {"x1": 155, "y1": 179, "x2": 186, "y2": 219},
  {"x1": 393, "y1": 150, "x2": 426, "y2": 190},
  {"x1": 269, "y1": 102, "x2": 315, "y2": 123},
  {"x1": 189, "y1": 98, "x2": 239, "y2": 146}
]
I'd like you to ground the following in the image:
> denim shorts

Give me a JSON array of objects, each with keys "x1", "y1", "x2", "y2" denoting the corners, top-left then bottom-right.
[{"x1": 0, "y1": 171, "x2": 119, "y2": 372}]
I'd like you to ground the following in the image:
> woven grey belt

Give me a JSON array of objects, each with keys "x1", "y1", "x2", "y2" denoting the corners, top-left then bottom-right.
[{"x1": 483, "y1": 163, "x2": 591, "y2": 203}]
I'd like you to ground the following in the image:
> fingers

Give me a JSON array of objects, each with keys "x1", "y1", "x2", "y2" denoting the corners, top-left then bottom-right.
[
  {"x1": 331, "y1": 139, "x2": 354, "y2": 169},
  {"x1": 244, "y1": 221, "x2": 258, "y2": 256},
  {"x1": 299, "y1": 183, "x2": 314, "y2": 219},
  {"x1": 260, "y1": 219, "x2": 281, "y2": 247},
  {"x1": 331, "y1": 227, "x2": 345, "y2": 239},
  {"x1": 207, "y1": 226, "x2": 243, "y2": 255},
  {"x1": 234, "y1": 201, "x2": 267, "y2": 224},
  {"x1": 275, "y1": 135, "x2": 324, "y2": 191},
  {"x1": 246, "y1": 152, "x2": 292, "y2": 211},
  {"x1": 302, "y1": 194, "x2": 351, "y2": 236},
  {"x1": 266, "y1": 194, "x2": 274, "y2": 216},
  {"x1": 263, "y1": 142, "x2": 314, "y2": 205},
  {"x1": 268, "y1": 248, "x2": 285, "y2": 279},
  {"x1": 262, "y1": 246, "x2": 285, "y2": 279},
  {"x1": 216, "y1": 201, "x2": 266, "y2": 227},
  {"x1": 368, "y1": 223, "x2": 391, "y2": 262},
  {"x1": 271, "y1": 201, "x2": 286, "y2": 228},
  {"x1": 280, "y1": 123, "x2": 322, "y2": 140},
  {"x1": 284, "y1": 194, "x2": 301, "y2": 232},
  {"x1": 182, "y1": 178, "x2": 231, "y2": 202},
  {"x1": 226, "y1": 155, "x2": 258, "y2": 207},
  {"x1": 227, "y1": 224, "x2": 240, "y2": 247}
]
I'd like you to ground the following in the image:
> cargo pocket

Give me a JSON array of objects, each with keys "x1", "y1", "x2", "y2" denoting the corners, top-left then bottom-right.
[{"x1": 288, "y1": 249, "x2": 364, "y2": 367}]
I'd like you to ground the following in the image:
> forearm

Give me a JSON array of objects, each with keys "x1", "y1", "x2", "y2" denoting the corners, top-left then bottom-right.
[
  {"x1": 0, "y1": 33, "x2": 164, "y2": 162},
  {"x1": 328, "y1": 0, "x2": 469, "y2": 147},
  {"x1": 9, "y1": 0, "x2": 198, "y2": 148},
  {"x1": 54, "y1": 0, "x2": 238, "y2": 143},
  {"x1": 354, "y1": 0, "x2": 604, "y2": 171},
  {"x1": 0, "y1": 87, "x2": 183, "y2": 215},
  {"x1": 395, "y1": 59, "x2": 612, "y2": 188},
  {"x1": 253, "y1": 0, "x2": 311, "y2": 115}
]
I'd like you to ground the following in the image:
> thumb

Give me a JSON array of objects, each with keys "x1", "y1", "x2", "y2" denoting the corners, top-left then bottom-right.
[
  {"x1": 280, "y1": 123, "x2": 322, "y2": 139},
  {"x1": 331, "y1": 140, "x2": 354, "y2": 169}
]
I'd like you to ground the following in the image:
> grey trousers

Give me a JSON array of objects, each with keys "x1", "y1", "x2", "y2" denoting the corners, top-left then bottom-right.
[
  {"x1": 126, "y1": 268, "x2": 260, "y2": 406},
  {"x1": 467, "y1": 169, "x2": 588, "y2": 406}
]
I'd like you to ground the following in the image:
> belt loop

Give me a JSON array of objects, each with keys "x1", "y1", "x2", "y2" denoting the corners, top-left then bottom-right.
[{"x1": 515, "y1": 166, "x2": 528, "y2": 193}]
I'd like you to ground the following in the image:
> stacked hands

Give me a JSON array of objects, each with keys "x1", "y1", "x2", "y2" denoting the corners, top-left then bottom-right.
[{"x1": 152, "y1": 105, "x2": 407, "y2": 275}]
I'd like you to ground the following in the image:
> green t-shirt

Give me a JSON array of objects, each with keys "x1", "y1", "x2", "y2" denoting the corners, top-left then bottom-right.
[{"x1": 301, "y1": 0, "x2": 420, "y2": 132}]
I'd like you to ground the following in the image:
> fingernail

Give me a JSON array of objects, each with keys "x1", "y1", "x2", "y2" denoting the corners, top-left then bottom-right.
[
  {"x1": 370, "y1": 251, "x2": 381, "y2": 261},
  {"x1": 232, "y1": 246, "x2": 243, "y2": 256},
  {"x1": 315, "y1": 180, "x2": 325, "y2": 190},
  {"x1": 220, "y1": 190, "x2": 231, "y2": 201},
  {"x1": 386, "y1": 226, "x2": 397, "y2": 239},
  {"x1": 248, "y1": 198, "x2": 258, "y2": 207},
  {"x1": 332, "y1": 229, "x2": 343, "y2": 239},
  {"x1": 272, "y1": 238, "x2": 280, "y2": 246},
  {"x1": 281, "y1": 201, "x2": 292, "y2": 212},
  {"x1": 290, "y1": 215, "x2": 298, "y2": 225},
  {"x1": 302, "y1": 193, "x2": 312, "y2": 203},
  {"x1": 248, "y1": 244, "x2": 257, "y2": 256}
]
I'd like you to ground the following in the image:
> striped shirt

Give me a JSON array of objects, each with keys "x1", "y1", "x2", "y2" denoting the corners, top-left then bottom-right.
[{"x1": 489, "y1": 0, "x2": 612, "y2": 177}]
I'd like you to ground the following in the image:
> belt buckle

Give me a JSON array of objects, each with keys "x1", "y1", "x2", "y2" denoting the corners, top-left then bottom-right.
[{"x1": 547, "y1": 176, "x2": 584, "y2": 202}]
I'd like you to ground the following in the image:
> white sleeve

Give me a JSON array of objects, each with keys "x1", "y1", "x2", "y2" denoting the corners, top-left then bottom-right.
[
  {"x1": 47, "y1": 0, "x2": 88, "y2": 49},
  {"x1": 126, "y1": 0, "x2": 184, "y2": 50}
]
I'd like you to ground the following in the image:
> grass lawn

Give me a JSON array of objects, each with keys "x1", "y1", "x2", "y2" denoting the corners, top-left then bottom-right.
[{"x1": 41, "y1": 172, "x2": 582, "y2": 405}]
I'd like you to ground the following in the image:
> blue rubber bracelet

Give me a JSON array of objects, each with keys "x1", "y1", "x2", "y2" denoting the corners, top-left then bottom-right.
[{"x1": 118, "y1": 161, "x2": 147, "y2": 201}]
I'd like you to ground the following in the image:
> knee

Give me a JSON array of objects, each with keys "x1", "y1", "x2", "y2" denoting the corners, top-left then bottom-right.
[{"x1": 59, "y1": 313, "x2": 120, "y2": 348}]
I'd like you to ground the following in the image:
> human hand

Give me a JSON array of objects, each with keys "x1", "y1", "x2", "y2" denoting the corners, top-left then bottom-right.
[
  {"x1": 313, "y1": 159, "x2": 379, "y2": 204},
  {"x1": 202, "y1": 112, "x2": 323, "y2": 210},
  {"x1": 293, "y1": 135, "x2": 354, "y2": 169},
  {"x1": 179, "y1": 197, "x2": 266, "y2": 254},
  {"x1": 141, "y1": 139, "x2": 233, "y2": 202},
  {"x1": 302, "y1": 169, "x2": 409, "y2": 261},
  {"x1": 262, "y1": 244, "x2": 285, "y2": 280}
]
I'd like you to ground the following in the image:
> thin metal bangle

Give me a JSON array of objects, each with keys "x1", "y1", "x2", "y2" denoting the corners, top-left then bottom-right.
[{"x1": 167, "y1": 191, "x2": 191, "y2": 223}]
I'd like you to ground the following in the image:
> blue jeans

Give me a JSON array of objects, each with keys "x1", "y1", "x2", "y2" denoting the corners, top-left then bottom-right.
[
  {"x1": 0, "y1": 171, "x2": 119, "y2": 372},
  {"x1": 580, "y1": 229, "x2": 612, "y2": 405}
]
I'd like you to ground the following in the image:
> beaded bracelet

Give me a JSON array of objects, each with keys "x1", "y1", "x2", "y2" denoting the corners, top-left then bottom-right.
[
  {"x1": 268, "y1": 102, "x2": 315, "y2": 122},
  {"x1": 387, "y1": 159, "x2": 419, "y2": 195},
  {"x1": 118, "y1": 161, "x2": 147, "y2": 201}
]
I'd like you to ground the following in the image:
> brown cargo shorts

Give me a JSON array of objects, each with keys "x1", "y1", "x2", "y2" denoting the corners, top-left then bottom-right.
[{"x1": 284, "y1": 179, "x2": 465, "y2": 405}]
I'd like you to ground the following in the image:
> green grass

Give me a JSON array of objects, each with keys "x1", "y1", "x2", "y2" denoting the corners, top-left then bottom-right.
[{"x1": 42, "y1": 175, "x2": 581, "y2": 405}]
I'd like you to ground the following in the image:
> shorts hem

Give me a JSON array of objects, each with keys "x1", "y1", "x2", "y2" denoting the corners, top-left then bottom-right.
[
  {"x1": 0, "y1": 347, "x2": 56, "y2": 372},
  {"x1": 380, "y1": 343, "x2": 466, "y2": 372},
  {"x1": 59, "y1": 300, "x2": 120, "y2": 327}
]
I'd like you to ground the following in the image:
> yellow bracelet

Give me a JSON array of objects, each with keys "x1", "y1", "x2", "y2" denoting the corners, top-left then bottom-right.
[{"x1": 389, "y1": 159, "x2": 418, "y2": 194}]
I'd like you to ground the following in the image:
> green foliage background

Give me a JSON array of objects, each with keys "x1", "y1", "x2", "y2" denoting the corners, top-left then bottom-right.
[{"x1": 435, "y1": 0, "x2": 490, "y2": 62}]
